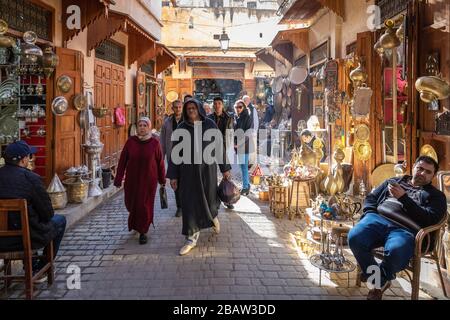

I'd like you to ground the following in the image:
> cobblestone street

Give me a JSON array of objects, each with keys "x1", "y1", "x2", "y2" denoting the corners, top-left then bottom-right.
[{"x1": 1, "y1": 168, "x2": 435, "y2": 300}]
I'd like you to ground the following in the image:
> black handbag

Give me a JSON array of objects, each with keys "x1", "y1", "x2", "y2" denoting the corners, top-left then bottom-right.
[
  {"x1": 377, "y1": 198, "x2": 421, "y2": 232},
  {"x1": 159, "y1": 186, "x2": 168, "y2": 209},
  {"x1": 377, "y1": 198, "x2": 433, "y2": 253}
]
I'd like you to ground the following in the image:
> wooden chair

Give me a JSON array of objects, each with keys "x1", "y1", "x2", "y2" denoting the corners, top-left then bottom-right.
[
  {"x1": 0, "y1": 199, "x2": 54, "y2": 300},
  {"x1": 355, "y1": 212, "x2": 449, "y2": 300}
]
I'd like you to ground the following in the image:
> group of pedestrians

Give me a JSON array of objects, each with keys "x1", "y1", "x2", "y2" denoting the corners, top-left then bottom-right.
[{"x1": 114, "y1": 95, "x2": 259, "y2": 255}]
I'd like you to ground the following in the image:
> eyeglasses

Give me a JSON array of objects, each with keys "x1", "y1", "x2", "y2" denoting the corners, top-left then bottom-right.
[{"x1": 236, "y1": 105, "x2": 244, "y2": 110}]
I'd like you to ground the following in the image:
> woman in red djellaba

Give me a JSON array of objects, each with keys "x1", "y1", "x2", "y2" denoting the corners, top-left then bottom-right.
[{"x1": 114, "y1": 117, "x2": 166, "y2": 244}]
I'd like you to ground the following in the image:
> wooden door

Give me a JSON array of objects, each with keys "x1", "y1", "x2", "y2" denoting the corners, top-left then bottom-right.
[
  {"x1": 53, "y1": 47, "x2": 83, "y2": 175},
  {"x1": 95, "y1": 60, "x2": 126, "y2": 168}
]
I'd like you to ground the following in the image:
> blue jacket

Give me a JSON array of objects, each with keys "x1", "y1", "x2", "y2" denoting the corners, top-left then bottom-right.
[
  {"x1": 363, "y1": 175, "x2": 447, "y2": 229},
  {"x1": 0, "y1": 164, "x2": 56, "y2": 251}
]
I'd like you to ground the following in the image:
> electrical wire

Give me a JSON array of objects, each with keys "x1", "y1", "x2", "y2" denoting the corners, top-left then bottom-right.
[{"x1": 161, "y1": 17, "x2": 280, "y2": 29}]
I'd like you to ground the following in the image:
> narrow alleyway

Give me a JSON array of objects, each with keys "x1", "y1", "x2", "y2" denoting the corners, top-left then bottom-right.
[{"x1": 1, "y1": 166, "x2": 433, "y2": 300}]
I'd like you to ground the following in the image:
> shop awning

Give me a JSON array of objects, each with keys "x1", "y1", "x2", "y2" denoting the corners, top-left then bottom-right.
[
  {"x1": 280, "y1": 0, "x2": 345, "y2": 25},
  {"x1": 86, "y1": 10, "x2": 161, "y2": 67},
  {"x1": 155, "y1": 43, "x2": 177, "y2": 75},
  {"x1": 62, "y1": 0, "x2": 115, "y2": 44},
  {"x1": 255, "y1": 48, "x2": 276, "y2": 70},
  {"x1": 271, "y1": 28, "x2": 309, "y2": 54}
]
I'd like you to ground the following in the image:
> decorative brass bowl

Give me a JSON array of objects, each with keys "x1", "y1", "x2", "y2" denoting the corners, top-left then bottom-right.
[{"x1": 92, "y1": 107, "x2": 109, "y2": 118}]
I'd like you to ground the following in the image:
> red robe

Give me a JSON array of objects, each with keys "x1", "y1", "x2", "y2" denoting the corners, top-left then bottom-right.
[{"x1": 114, "y1": 136, "x2": 166, "y2": 234}]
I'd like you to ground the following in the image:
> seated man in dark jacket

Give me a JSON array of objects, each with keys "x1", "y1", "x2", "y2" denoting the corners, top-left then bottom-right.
[
  {"x1": 348, "y1": 156, "x2": 447, "y2": 300},
  {"x1": 0, "y1": 141, "x2": 66, "y2": 275}
]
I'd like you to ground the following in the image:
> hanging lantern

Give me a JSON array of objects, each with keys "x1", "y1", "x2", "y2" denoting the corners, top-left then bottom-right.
[
  {"x1": 20, "y1": 31, "x2": 43, "y2": 63},
  {"x1": 415, "y1": 76, "x2": 450, "y2": 104},
  {"x1": 374, "y1": 40, "x2": 385, "y2": 59},
  {"x1": 41, "y1": 47, "x2": 59, "y2": 78},
  {"x1": 379, "y1": 20, "x2": 401, "y2": 50},
  {"x1": 0, "y1": 19, "x2": 15, "y2": 48},
  {"x1": 349, "y1": 61, "x2": 368, "y2": 88}
]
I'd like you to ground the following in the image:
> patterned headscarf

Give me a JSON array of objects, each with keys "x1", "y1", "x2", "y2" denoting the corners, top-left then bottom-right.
[
  {"x1": 138, "y1": 116, "x2": 151, "y2": 127},
  {"x1": 137, "y1": 116, "x2": 152, "y2": 141}
]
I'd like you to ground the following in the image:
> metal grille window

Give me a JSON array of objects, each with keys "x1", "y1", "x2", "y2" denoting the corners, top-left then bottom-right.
[
  {"x1": 95, "y1": 40, "x2": 125, "y2": 66},
  {"x1": 247, "y1": 1, "x2": 257, "y2": 9},
  {"x1": 0, "y1": 0, "x2": 53, "y2": 41},
  {"x1": 376, "y1": 0, "x2": 412, "y2": 23},
  {"x1": 141, "y1": 61, "x2": 155, "y2": 75}
]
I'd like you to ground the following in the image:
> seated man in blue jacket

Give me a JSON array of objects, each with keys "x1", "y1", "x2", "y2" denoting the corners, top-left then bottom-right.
[
  {"x1": 348, "y1": 156, "x2": 447, "y2": 300},
  {"x1": 0, "y1": 141, "x2": 66, "y2": 278}
]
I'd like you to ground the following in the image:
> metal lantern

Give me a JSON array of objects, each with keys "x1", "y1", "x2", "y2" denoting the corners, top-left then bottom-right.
[
  {"x1": 0, "y1": 19, "x2": 15, "y2": 48},
  {"x1": 41, "y1": 47, "x2": 59, "y2": 78},
  {"x1": 379, "y1": 20, "x2": 401, "y2": 50},
  {"x1": 415, "y1": 76, "x2": 450, "y2": 104},
  {"x1": 349, "y1": 62, "x2": 368, "y2": 88},
  {"x1": 20, "y1": 31, "x2": 43, "y2": 62}
]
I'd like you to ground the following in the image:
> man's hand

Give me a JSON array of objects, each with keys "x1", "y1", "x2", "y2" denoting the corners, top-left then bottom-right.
[
  {"x1": 388, "y1": 182, "x2": 406, "y2": 199},
  {"x1": 170, "y1": 179, "x2": 178, "y2": 191},
  {"x1": 223, "y1": 171, "x2": 231, "y2": 180}
]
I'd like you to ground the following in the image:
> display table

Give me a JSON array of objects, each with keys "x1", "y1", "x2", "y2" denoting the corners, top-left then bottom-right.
[{"x1": 304, "y1": 207, "x2": 357, "y2": 287}]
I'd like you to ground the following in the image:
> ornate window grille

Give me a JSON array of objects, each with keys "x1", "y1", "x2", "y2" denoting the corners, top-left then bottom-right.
[
  {"x1": 95, "y1": 40, "x2": 125, "y2": 66},
  {"x1": 376, "y1": 0, "x2": 412, "y2": 22},
  {"x1": 0, "y1": 0, "x2": 53, "y2": 41}
]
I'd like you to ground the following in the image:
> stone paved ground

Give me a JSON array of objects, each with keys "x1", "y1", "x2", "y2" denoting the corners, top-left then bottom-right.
[{"x1": 0, "y1": 165, "x2": 436, "y2": 300}]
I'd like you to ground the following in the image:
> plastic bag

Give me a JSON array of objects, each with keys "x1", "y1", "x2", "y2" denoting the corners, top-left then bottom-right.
[
  {"x1": 160, "y1": 186, "x2": 168, "y2": 209},
  {"x1": 218, "y1": 178, "x2": 240, "y2": 205}
]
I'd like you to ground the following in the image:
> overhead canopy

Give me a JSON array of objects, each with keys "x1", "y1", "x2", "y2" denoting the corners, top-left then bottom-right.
[
  {"x1": 86, "y1": 10, "x2": 164, "y2": 68},
  {"x1": 155, "y1": 43, "x2": 177, "y2": 75},
  {"x1": 62, "y1": 0, "x2": 115, "y2": 44},
  {"x1": 255, "y1": 48, "x2": 276, "y2": 70},
  {"x1": 271, "y1": 28, "x2": 309, "y2": 54},
  {"x1": 280, "y1": 0, "x2": 345, "y2": 24}
]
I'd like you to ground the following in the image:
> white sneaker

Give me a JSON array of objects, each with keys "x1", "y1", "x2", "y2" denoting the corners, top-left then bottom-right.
[
  {"x1": 212, "y1": 217, "x2": 220, "y2": 234},
  {"x1": 179, "y1": 242, "x2": 196, "y2": 256}
]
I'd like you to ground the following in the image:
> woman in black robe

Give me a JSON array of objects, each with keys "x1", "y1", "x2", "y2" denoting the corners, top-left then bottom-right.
[{"x1": 167, "y1": 99, "x2": 231, "y2": 256}]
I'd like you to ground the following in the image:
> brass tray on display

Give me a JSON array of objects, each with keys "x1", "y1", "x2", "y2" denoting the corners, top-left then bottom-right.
[
  {"x1": 353, "y1": 140, "x2": 372, "y2": 161},
  {"x1": 354, "y1": 124, "x2": 370, "y2": 141},
  {"x1": 419, "y1": 144, "x2": 438, "y2": 163}
]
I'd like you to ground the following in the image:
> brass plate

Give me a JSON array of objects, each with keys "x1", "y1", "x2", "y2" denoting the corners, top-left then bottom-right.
[
  {"x1": 166, "y1": 91, "x2": 178, "y2": 103},
  {"x1": 353, "y1": 140, "x2": 372, "y2": 161},
  {"x1": 420, "y1": 144, "x2": 438, "y2": 163},
  {"x1": 371, "y1": 163, "x2": 396, "y2": 188},
  {"x1": 73, "y1": 94, "x2": 87, "y2": 111},
  {"x1": 355, "y1": 124, "x2": 370, "y2": 141},
  {"x1": 57, "y1": 75, "x2": 73, "y2": 94}
]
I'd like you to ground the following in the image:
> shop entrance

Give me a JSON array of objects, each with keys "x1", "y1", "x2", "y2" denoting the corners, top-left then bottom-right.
[{"x1": 194, "y1": 79, "x2": 242, "y2": 113}]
